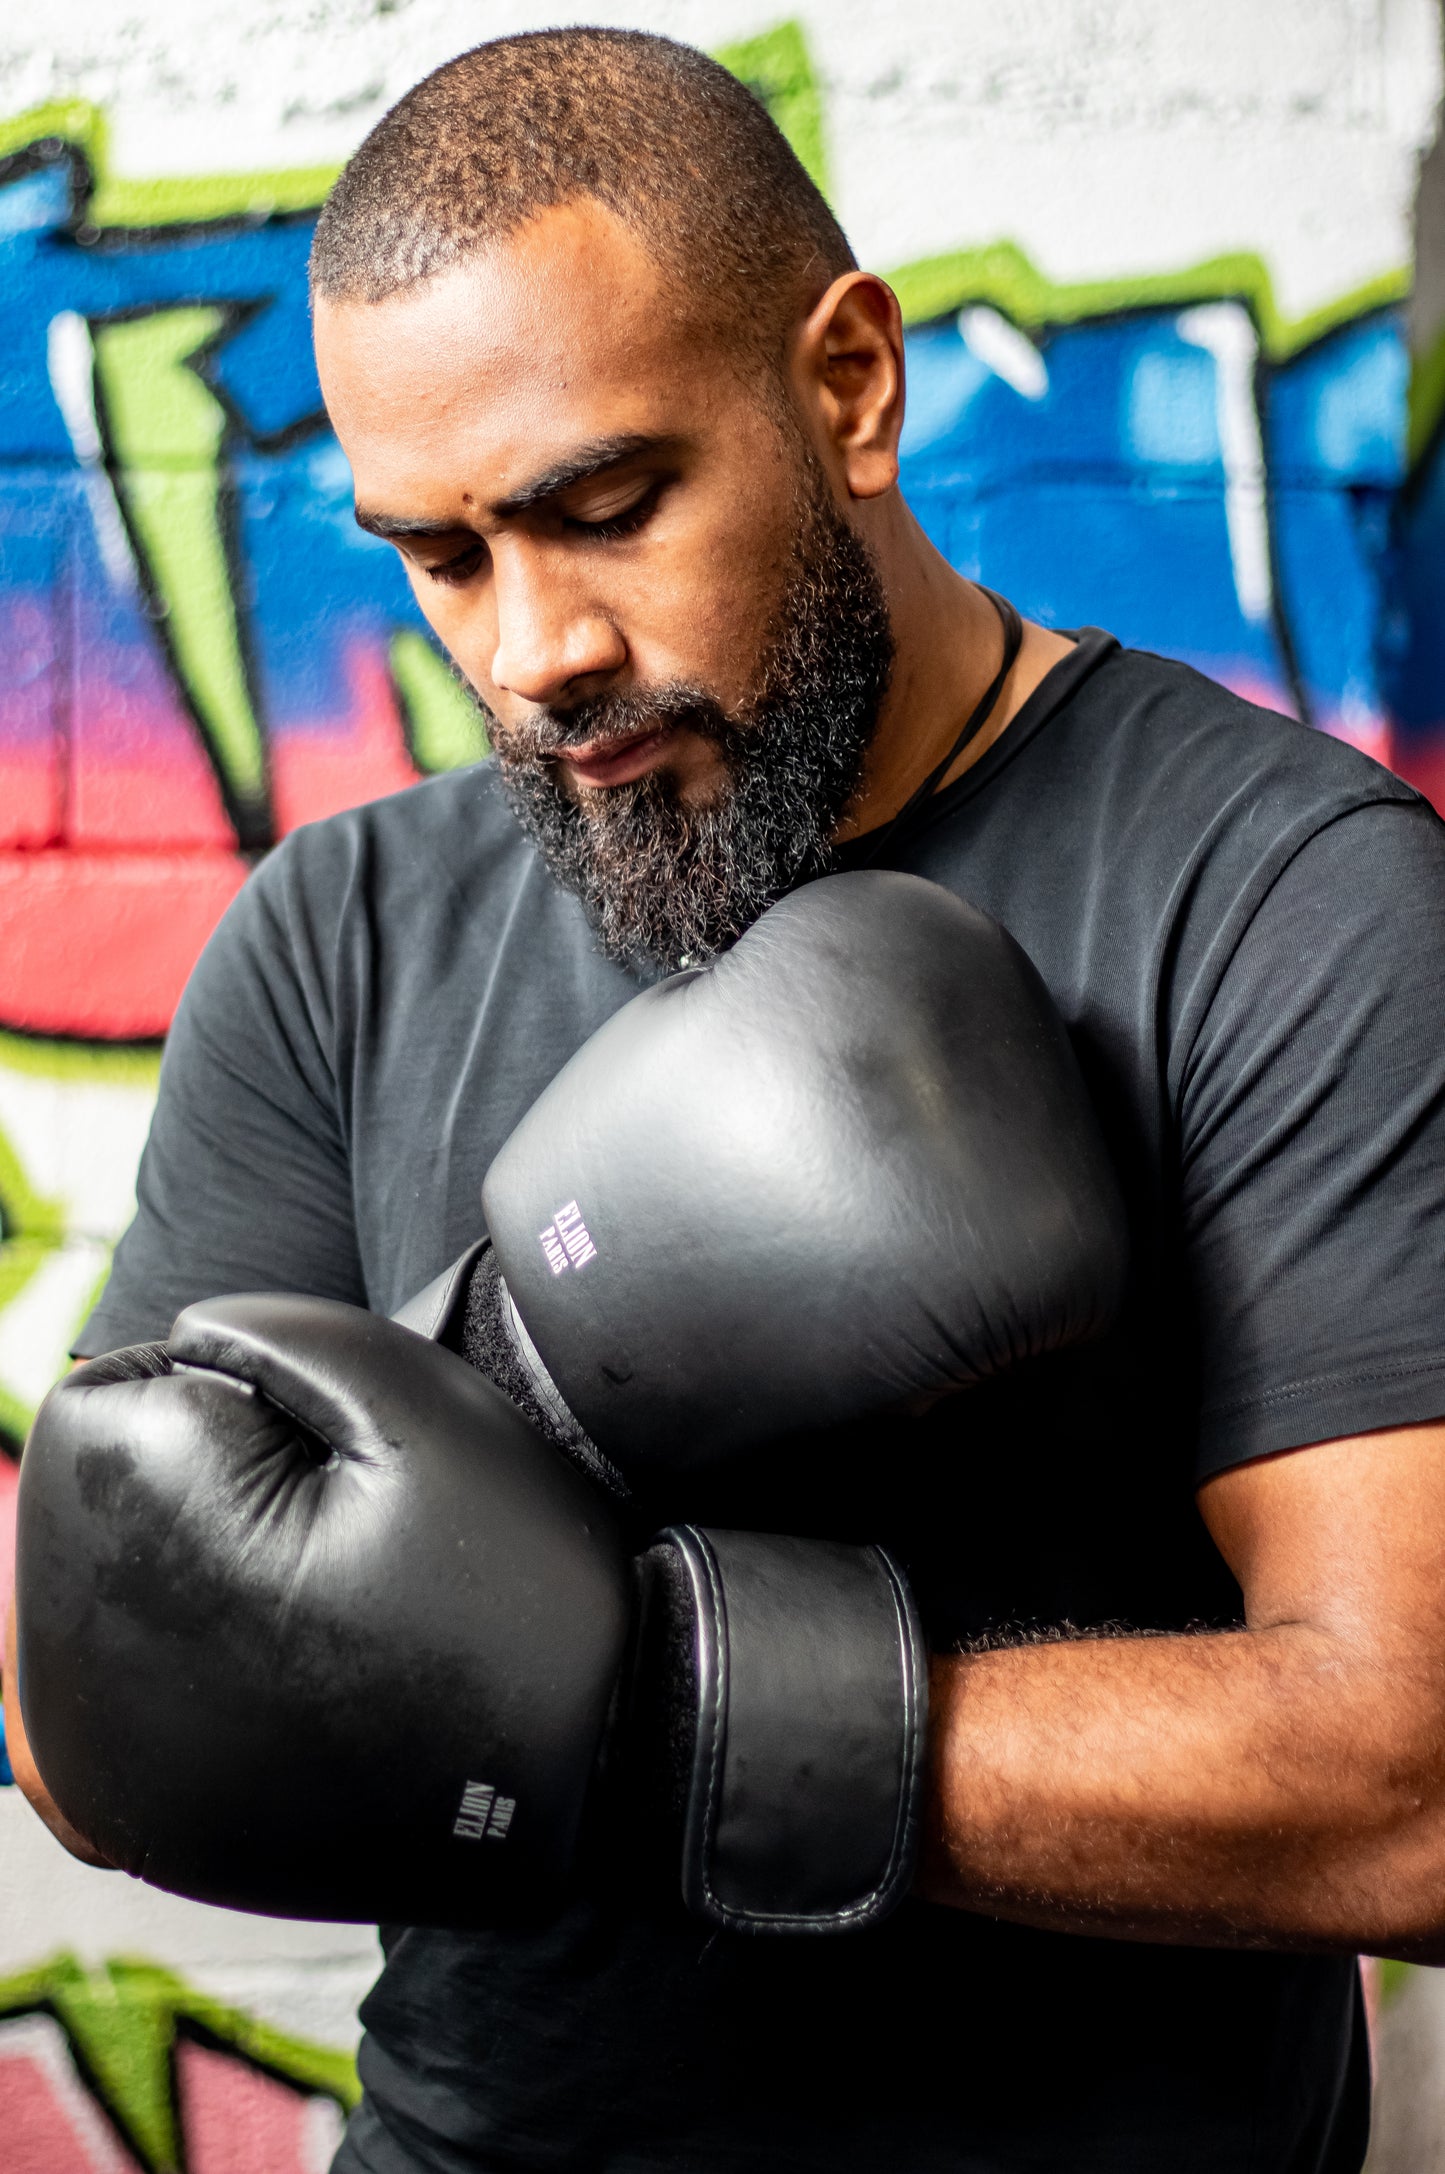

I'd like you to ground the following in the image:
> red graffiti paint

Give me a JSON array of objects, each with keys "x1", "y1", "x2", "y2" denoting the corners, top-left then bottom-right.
[{"x1": 0, "y1": 851, "x2": 247, "y2": 1038}]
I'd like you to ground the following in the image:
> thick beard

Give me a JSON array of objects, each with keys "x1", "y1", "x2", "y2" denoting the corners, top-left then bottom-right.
[{"x1": 485, "y1": 461, "x2": 894, "y2": 975}]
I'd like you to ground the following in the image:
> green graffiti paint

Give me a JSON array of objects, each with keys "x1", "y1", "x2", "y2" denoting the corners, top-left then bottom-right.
[
  {"x1": 0, "y1": 21, "x2": 830, "y2": 222},
  {"x1": 0, "y1": 1035, "x2": 161, "y2": 1448},
  {"x1": 54, "y1": 1959, "x2": 180, "y2": 2171},
  {"x1": 0, "y1": 101, "x2": 106, "y2": 180},
  {"x1": 0, "y1": 1954, "x2": 358, "y2": 2173},
  {"x1": 0, "y1": 1129, "x2": 64, "y2": 1246},
  {"x1": 0, "y1": 1240, "x2": 56, "y2": 1446},
  {"x1": 0, "y1": 1032, "x2": 161, "y2": 1091},
  {"x1": 0, "y1": 1061, "x2": 70, "y2": 1443},
  {"x1": 715, "y1": 21, "x2": 829, "y2": 199},
  {"x1": 885, "y1": 239, "x2": 1409, "y2": 364},
  {"x1": 0, "y1": 100, "x2": 337, "y2": 228},
  {"x1": 1, "y1": 84, "x2": 1407, "y2": 378},
  {"x1": 389, "y1": 630, "x2": 490, "y2": 775},
  {"x1": 91, "y1": 310, "x2": 271, "y2": 839},
  {"x1": 1410, "y1": 323, "x2": 1445, "y2": 468}
]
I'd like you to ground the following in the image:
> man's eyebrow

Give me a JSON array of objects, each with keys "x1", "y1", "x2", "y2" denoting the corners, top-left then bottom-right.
[
  {"x1": 353, "y1": 508, "x2": 462, "y2": 541},
  {"x1": 353, "y1": 432, "x2": 676, "y2": 542}
]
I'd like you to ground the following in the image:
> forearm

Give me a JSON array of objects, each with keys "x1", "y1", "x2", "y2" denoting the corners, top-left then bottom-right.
[{"x1": 919, "y1": 1622, "x2": 1445, "y2": 1956}]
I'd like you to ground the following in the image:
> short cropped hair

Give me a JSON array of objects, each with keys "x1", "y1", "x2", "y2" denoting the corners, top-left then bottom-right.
[{"x1": 309, "y1": 28, "x2": 856, "y2": 363}]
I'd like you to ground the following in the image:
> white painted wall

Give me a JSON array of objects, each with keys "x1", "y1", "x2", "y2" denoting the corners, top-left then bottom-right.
[
  {"x1": 0, "y1": 1795, "x2": 381, "y2": 2051},
  {"x1": 1, "y1": 0, "x2": 1440, "y2": 322}
]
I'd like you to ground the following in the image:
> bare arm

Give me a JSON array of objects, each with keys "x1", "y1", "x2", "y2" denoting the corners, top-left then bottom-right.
[
  {"x1": 919, "y1": 1419, "x2": 1445, "y2": 1958},
  {"x1": 15, "y1": 1403, "x2": 1445, "y2": 1925}
]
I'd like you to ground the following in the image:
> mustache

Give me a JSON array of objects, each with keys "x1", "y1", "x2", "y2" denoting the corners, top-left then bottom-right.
[{"x1": 490, "y1": 682, "x2": 741, "y2": 767}]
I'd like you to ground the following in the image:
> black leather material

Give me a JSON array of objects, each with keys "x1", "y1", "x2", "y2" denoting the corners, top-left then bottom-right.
[
  {"x1": 16, "y1": 1295, "x2": 631, "y2": 1925},
  {"x1": 390, "y1": 1237, "x2": 487, "y2": 1345},
  {"x1": 394, "y1": 1243, "x2": 628, "y2": 1500},
  {"x1": 483, "y1": 870, "x2": 1129, "y2": 1472},
  {"x1": 19, "y1": 1295, "x2": 930, "y2": 1937},
  {"x1": 643, "y1": 1527, "x2": 928, "y2": 1933}
]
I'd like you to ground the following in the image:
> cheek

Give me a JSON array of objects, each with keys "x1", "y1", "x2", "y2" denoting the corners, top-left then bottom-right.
[{"x1": 630, "y1": 499, "x2": 795, "y2": 698}]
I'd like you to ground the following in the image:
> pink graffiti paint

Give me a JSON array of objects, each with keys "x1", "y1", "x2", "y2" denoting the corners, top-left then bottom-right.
[
  {"x1": 67, "y1": 700, "x2": 236, "y2": 851},
  {"x1": 270, "y1": 644, "x2": 420, "y2": 838},
  {"x1": 175, "y1": 2040, "x2": 343, "y2": 2174},
  {"x1": 0, "y1": 600, "x2": 61, "y2": 849},
  {"x1": 0, "y1": 752, "x2": 62, "y2": 851},
  {"x1": 0, "y1": 2014, "x2": 142, "y2": 2173},
  {"x1": 1388, "y1": 735, "x2": 1445, "y2": 819},
  {"x1": 0, "y1": 648, "x2": 235, "y2": 853},
  {"x1": 0, "y1": 642, "x2": 427, "y2": 1037},
  {"x1": 66, "y1": 603, "x2": 240, "y2": 851}
]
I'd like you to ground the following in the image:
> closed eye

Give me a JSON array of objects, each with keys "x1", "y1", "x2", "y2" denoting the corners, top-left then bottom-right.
[
  {"x1": 564, "y1": 479, "x2": 664, "y2": 541},
  {"x1": 423, "y1": 541, "x2": 487, "y2": 587},
  {"x1": 413, "y1": 472, "x2": 665, "y2": 580}
]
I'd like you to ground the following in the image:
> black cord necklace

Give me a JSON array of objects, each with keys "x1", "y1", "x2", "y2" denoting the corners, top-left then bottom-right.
[{"x1": 853, "y1": 586, "x2": 1023, "y2": 867}]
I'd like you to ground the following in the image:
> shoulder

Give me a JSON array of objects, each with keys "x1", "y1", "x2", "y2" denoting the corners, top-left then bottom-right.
[
  {"x1": 180, "y1": 761, "x2": 540, "y2": 1028},
  {"x1": 1023, "y1": 640, "x2": 1435, "y2": 938},
  {"x1": 929, "y1": 636, "x2": 1445, "y2": 1065},
  {"x1": 1082, "y1": 653, "x2": 1445, "y2": 1086},
  {"x1": 234, "y1": 760, "x2": 538, "y2": 964},
  {"x1": 256, "y1": 760, "x2": 527, "y2": 911},
  {"x1": 1068, "y1": 641, "x2": 1421, "y2": 831}
]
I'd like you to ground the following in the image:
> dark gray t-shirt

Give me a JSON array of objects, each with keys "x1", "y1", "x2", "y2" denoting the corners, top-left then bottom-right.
[{"x1": 81, "y1": 631, "x2": 1445, "y2": 2173}]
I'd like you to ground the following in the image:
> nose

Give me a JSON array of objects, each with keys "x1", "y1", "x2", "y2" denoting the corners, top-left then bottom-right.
[{"x1": 489, "y1": 552, "x2": 627, "y2": 706}]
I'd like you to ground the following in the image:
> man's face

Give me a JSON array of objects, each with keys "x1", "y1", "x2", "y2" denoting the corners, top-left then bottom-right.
[{"x1": 314, "y1": 200, "x2": 892, "y2": 970}]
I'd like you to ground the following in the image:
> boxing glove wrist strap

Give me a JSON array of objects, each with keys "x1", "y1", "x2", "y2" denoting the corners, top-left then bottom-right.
[{"x1": 639, "y1": 1527, "x2": 929, "y2": 1935}]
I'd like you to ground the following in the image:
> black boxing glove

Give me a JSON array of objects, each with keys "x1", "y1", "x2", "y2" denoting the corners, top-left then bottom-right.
[
  {"x1": 454, "y1": 869, "x2": 1128, "y2": 1474},
  {"x1": 629, "y1": 1524, "x2": 926, "y2": 1932},
  {"x1": 17, "y1": 1296, "x2": 925, "y2": 1934},
  {"x1": 16, "y1": 1297, "x2": 630, "y2": 1924}
]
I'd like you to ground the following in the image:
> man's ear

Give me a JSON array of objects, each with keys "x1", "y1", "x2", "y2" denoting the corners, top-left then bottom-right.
[{"x1": 791, "y1": 272, "x2": 906, "y2": 502}]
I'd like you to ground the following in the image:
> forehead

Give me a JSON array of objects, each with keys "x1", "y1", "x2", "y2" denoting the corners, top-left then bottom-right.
[{"x1": 314, "y1": 200, "x2": 732, "y2": 508}]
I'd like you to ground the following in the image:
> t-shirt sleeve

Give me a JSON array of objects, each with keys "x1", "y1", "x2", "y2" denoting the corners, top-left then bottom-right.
[
  {"x1": 1183, "y1": 796, "x2": 1445, "y2": 1477},
  {"x1": 74, "y1": 837, "x2": 365, "y2": 1355}
]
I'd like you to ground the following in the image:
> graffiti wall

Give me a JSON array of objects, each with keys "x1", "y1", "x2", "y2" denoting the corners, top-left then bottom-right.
[{"x1": 1, "y1": 2, "x2": 1443, "y2": 2166}]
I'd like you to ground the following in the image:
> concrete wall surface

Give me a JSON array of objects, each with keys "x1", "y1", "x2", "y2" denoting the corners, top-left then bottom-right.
[{"x1": 0, "y1": 2, "x2": 1443, "y2": 2167}]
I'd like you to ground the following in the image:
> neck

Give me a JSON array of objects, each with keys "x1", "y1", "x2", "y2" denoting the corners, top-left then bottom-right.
[{"x1": 833, "y1": 503, "x2": 1074, "y2": 845}]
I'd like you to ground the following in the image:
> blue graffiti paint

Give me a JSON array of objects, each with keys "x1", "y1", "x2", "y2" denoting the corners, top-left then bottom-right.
[
  {"x1": 1126, "y1": 345, "x2": 1220, "y2": 467},
  {"x1": 1, "y1": 139, "x2": 1442, "y2": 856}
]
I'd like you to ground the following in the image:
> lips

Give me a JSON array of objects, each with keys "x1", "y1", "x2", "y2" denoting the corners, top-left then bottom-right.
[{"x1": 557, "y1": 726, "x2": 674, "y2": 789}]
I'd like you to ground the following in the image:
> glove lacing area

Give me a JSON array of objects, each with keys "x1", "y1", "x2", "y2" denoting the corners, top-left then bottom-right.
[{"x1": 459, "y1": 1244, "x2": 629, "y2": 1500}]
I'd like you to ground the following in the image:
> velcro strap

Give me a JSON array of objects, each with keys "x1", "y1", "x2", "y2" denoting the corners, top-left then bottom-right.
[{"x1": 658, "y1": 1526, "x2": 928, "y2": 1934}]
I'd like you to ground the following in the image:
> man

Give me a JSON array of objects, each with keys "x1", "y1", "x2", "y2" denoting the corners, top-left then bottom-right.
[{"x1": 9, "y1": 25, "x2": 1445, "y2": 2172}]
